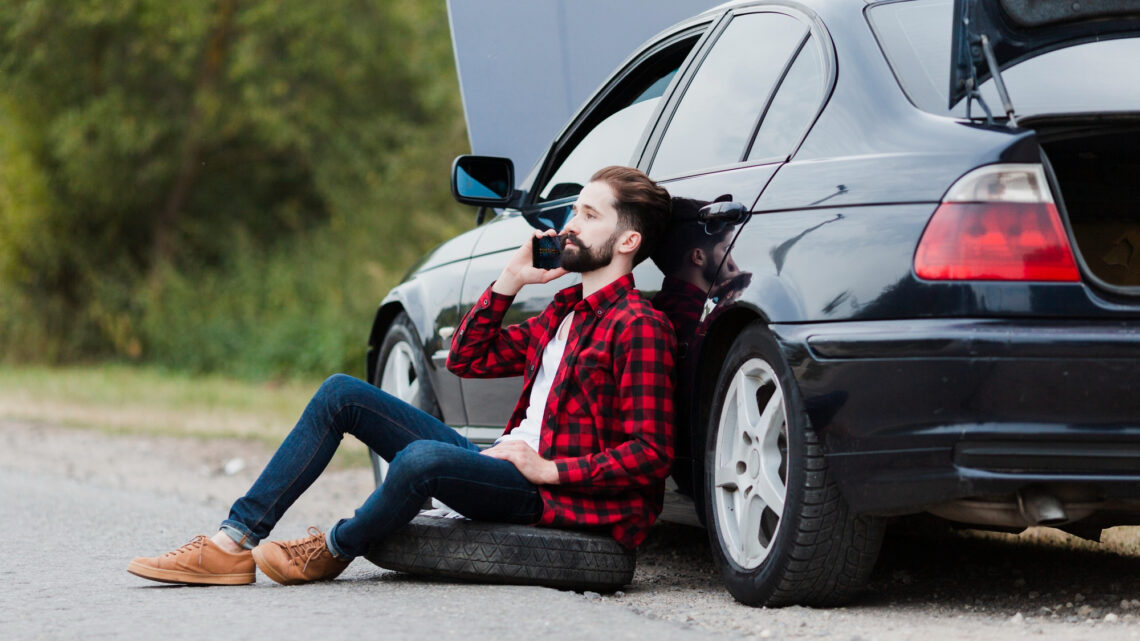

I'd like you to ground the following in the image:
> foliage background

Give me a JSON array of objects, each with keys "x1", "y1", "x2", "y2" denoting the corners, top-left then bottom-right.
[{"x1": 0, "y1": 0, "x2": 472, "y2": 379}]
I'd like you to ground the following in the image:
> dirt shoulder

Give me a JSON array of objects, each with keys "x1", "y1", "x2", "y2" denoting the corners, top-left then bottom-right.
[{"x1": 4, "y1": 418, "x2": 1139, "y2": 641}]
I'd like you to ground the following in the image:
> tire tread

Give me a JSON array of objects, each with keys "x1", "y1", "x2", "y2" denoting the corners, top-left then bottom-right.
[{"x1": 365, "y1": 516, "x2": 637, "y2": 592}]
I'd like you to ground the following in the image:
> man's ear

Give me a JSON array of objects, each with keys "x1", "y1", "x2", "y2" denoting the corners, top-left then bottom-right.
[
  {"x1": 617, "y1": 229, "x2": 642, "y2": 258},
  {"x1": 689, "y1": 247, "x2": 706, "y2": 267}
]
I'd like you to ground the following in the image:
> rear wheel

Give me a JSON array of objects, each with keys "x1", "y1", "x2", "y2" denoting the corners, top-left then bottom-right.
[
  {"x1": 704, "y1": 323, "x2": 884, "y2": 606},
  {"x1": 370, "y1": 312, "x2": 441, "y2": 486}
]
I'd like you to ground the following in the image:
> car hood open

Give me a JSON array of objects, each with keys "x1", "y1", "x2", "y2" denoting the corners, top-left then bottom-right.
[{"x1": 949, "y1": 0, "x2": 1140, "y2": 109}]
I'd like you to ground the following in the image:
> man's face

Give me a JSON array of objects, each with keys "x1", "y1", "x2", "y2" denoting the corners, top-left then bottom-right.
[
  {"x1": 702, "y1": 231, "x2": 733, "y2": 283},
  {"x1": 559, "y1": 180, "x2": 625, "y2": 273}
]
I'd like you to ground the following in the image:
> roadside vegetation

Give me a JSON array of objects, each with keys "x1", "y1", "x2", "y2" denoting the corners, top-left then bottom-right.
[
  {"x1": 0, "y1": 364, "x2": 371, "y2": 466},
  {"x1": 0, "y1": 0, "x2": 473, "y2": 380}
]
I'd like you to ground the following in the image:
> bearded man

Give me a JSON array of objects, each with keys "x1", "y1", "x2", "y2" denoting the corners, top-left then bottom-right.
[{"x1": 128, "y1": 166, "x2": 676, "y2": 586}]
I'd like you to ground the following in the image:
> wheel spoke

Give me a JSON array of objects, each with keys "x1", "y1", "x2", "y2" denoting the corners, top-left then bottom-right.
[
  {"x1": 756, "y1": 389, "x2": 782, "y2": 441},
  {"x1": 735, "y1": 372, "x2": 761, "y2": 436},
  {"x1": 753, "y1": 459, "x2": 786, "y2": 514},
  {"x1": 381, "y1": 343, "x2": 422, "y2": 406},
  {"x1": 393, "y1": 348, "x2": 414, "y2": 401},
  {"x1": 738, "y1": 494, "x2": 766, "y2": 563},
  {"x1": 714, "y1": 458, "x2": 738, "y2": 491},
  {"x1": 723, "y1": 377, "x2": 749, "y2": 479},
  {"x1": 406, "y1": 376, "x2": 420, "y2": 404}
]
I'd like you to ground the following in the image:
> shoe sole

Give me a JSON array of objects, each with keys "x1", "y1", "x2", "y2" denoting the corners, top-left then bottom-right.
[
  {"x1": 250, "y1": 546, "x2": 301, "y2": 586},
  {"x1": 127, "y1": 560, "x2": 254, "y2": 585}
]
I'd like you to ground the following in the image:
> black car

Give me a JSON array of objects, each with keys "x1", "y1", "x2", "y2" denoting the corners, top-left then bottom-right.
[{"x1": 364, "y1": 0, "x2": 1140, "y2": 606}]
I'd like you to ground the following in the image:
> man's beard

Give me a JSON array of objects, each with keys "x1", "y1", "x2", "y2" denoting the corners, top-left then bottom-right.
[{"x1": 559, "y1": 230, "x2": 619, "y2": 273}]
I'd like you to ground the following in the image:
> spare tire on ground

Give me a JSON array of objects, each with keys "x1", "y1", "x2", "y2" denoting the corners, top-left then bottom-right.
[{"x1": 365, "y1": 515, "x2": 637, "y2": 591}]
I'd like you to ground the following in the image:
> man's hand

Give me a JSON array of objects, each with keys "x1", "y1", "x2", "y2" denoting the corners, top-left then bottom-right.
[
  {"x1": 492, "y1": 229, "x2": 569, "y2": 297},
  {"x1": 482, "y1": 440, "x2": 560, "y2": 485}
]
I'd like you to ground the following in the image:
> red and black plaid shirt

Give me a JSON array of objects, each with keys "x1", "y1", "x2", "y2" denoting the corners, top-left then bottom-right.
[{"x1": 447, "y1": 272, "x2": 677, "y2": 548}]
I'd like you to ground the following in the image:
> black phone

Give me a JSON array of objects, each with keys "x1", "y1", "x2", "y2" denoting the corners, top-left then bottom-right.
[{"x1": 532, "y1": 235, "x2": 563, "y2": 270}]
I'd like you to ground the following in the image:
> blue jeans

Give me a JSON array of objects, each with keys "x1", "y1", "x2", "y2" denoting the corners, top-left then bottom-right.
[{"x1": 220, "y1": 374, "x2": 543, "y2": 558}]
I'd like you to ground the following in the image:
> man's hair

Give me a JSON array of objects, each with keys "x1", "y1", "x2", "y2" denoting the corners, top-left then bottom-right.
[{"x1": 589, "y1": 166, "x2": 671, "y2": 265}]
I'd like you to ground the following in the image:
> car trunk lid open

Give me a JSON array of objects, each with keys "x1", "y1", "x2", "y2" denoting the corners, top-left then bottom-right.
[{"x1": 1031, "y1": 115, "x2": 1140, "y2": 293}]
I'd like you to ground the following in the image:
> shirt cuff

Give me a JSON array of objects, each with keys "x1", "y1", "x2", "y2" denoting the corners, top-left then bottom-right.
[{"x1": 481, "y1": 282, "x2": 516, "y2": 313}]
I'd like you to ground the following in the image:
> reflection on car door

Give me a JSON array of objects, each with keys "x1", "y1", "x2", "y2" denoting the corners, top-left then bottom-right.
[{"x1": 642, "y1": 8, "x2": 831, "y2": 477}]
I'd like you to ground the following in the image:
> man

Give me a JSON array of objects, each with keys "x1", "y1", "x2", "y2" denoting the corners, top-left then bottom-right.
[{"x1": 127, "y1": 166, "x2": 676, "y2": 586}]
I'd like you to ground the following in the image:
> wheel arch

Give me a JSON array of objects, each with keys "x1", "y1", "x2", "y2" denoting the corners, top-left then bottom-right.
[
  {"x1": 364, "y1": 275, "x2": 438, "y2": 384},
  {"x1": 365, "y1": 301, "x2": 408, "y2": 385},
  {"x1": 687, "y1": 306, "x2": 767, "y2": 504}
]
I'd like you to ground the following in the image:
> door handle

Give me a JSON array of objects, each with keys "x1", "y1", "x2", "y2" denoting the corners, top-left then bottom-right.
[{"x1": 697, "y1": 201, "x2": 749, "y2": 225}]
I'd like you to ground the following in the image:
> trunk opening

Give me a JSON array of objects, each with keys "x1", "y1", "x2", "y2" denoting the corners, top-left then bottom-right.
[{"x1": 1036, "y1": 121, "x2": 1140, "y2": 292}]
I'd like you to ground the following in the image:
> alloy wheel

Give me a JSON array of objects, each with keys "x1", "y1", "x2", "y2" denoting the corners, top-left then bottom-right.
[{"x1": 712, "y1": 357, "x2": 790, "y2": 569}]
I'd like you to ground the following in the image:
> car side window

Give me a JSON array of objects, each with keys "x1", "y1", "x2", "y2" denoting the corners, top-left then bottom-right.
[
  {"x1": 746, "y1": 37, "x2": 824, "y2": 162},
  {"x1": 650, "y1": 13, "x2": 808, "y2": 179},
  {"x1": 536, "y1": 35, "x2": 699, "y2": 203}
]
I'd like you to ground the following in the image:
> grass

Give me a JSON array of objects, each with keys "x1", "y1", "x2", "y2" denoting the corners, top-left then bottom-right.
[{"x1": 0, "y1": 364, "x2": 372, "y2": 468}]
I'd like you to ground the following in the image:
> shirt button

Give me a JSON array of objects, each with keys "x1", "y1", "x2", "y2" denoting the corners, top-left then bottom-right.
[
  {"x1": 481, "y1": 298, "x2": 489, "y2": 307},
  {"x1": 595, "y1": 309, "x2": 603, "y2": 317}
]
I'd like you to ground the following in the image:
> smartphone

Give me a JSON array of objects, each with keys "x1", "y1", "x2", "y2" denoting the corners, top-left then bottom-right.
[{"x1": 532, "y1": 235, "x2": 563, "y2": 270}]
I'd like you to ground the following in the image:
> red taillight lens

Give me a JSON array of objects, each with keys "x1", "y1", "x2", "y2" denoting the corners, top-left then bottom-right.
[{"x1": 914, "y1": 165, "x2": 1080, "y2": 282}]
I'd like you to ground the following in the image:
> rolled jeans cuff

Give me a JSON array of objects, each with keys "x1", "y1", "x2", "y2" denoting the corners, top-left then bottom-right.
[
  {"x1": 219, "y1": 520, "x2": 258, "y2": 550},
  {"x1": 327, "y1": 519, "x2": 352, "y2": 561}
]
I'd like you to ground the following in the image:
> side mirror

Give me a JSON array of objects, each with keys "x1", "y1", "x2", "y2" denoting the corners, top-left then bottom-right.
[{"x1": 451, "y1": 155, "x2": 515, "y2": 207}]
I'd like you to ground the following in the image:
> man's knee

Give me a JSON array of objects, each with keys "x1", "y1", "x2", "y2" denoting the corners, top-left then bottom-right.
[
  {"x1": 315, "y1": 373, "x2": 372, "y2": 410},
  {"x1": 389, "y1": 440, "x2": 459, "y2": 487},
  {"x1": 319, "y1": 373, "x2": 359, "y2": 396}
]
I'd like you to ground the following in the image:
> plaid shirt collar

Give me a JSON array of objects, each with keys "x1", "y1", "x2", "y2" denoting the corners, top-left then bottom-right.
[{"x1": 551, "y1": 272, "x2": 637, "y2": 318}]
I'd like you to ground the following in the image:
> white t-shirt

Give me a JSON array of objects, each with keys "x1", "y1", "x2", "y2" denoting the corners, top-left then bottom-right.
[{"x1": 494, "y1": 314, "x2": 571, "y2": 452}]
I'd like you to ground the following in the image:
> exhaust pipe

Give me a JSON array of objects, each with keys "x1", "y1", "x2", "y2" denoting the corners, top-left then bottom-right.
[{"x1": 1017, "y1": 487, "x2": 1068, "y2": 526}]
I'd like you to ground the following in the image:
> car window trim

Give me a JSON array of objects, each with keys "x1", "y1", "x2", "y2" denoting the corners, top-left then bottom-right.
[
  {"x1": 641, "y1": 2, "x2": 838, "y2": 181},
  {"x1": 741, "y1": 32, "x2": 811, "y2": 162},
  {"x1": 863, "y1": 0, "x2": 947, "y2": 116},
  {"x1": 525, "y1": 20, "x2": 714, "y2": 208},
  {"x1": 635, "y1": 11, "x2": 733, "y2": 171}
]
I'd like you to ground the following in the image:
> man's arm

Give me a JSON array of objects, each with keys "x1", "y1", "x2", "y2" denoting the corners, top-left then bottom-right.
[
  {"x1": 554, "y1": 314, "x2": 677, "y2": 492},
  {"x1": 446, "y1": 230, "x2": 568, "y2": 378}
]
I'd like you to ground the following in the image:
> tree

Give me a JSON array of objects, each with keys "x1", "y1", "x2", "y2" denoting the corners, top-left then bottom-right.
[{"x1": 0, "y1": 0, "x2": 470, "y2": 372}]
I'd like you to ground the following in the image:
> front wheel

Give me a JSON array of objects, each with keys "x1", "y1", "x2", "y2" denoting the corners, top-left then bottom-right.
[
  {"x1": 704, "y1": 323, "x2": 883, "y2": 607},
  {"x1": 370, "y1": 311, "x2": 442, "y2": 486}
]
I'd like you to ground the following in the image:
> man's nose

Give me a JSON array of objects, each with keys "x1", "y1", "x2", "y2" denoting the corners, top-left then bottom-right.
[{"x1": 563, "y1": 214, "x2": 581, "y2": 234}]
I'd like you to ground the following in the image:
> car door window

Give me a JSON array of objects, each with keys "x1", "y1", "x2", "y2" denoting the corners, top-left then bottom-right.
[
  {"x1": 746, "y1": 37, "x2": 824, "y2": 162},
  {"x1": 651, "y1": 13, "x2": 807, "y2": 179},
  {"x1": 537, "y1": 35, "x2": 699, "y2": 203}
]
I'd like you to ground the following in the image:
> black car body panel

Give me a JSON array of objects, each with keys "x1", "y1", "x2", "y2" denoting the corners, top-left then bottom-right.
[
  {"x1": 368, "y1": 0, "x2": 1140, "y2": 536},
  {"x1": 771, "y1": 319, "x2": 1140, "y2": 515}
]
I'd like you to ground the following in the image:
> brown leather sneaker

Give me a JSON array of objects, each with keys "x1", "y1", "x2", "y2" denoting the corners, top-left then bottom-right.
[
  {"x1": 127, "y1": 535, "x2": 255, "y2": 585},
  {"x1": 251, "y1": 526, "x2": 350, "y2": 586}
]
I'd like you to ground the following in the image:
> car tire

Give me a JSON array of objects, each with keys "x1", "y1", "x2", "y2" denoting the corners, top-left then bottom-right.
[
  {"x1": 365, "y1": 515, "x2": 637, "y2": 592},
  {"x1": 704, "y1": 323, "x2": 884, "y2": 607},
  {"x1": 370, "y1": 312, "x2": 442, "y2": 486}
]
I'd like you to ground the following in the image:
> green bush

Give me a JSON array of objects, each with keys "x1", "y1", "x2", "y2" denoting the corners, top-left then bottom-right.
[{"x1": 0, "y1": 0, "x2": 473, "y2": 378}]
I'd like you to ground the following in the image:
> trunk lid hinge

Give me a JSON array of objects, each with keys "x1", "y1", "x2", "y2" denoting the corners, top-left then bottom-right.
[{"x1": 958, "y1": 4, "x2": 1019, "y2": 128}]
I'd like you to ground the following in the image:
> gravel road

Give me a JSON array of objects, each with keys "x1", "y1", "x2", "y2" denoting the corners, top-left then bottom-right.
[{"x1": 3, "y1": 418, "x2": 1139, "y2": 641}]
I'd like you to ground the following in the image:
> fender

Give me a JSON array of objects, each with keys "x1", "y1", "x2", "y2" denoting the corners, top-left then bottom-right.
[{"x1": 365, "y1": 282, "x2": 431, "y2": 385}]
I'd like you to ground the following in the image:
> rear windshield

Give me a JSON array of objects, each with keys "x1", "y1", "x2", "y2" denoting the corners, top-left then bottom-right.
[{"x1": 867, "y1": 0, "x2": 1140, "y2": 118}]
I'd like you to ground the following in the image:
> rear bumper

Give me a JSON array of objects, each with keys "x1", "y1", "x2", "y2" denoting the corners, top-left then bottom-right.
[{"x1": 772, "y1": 319, "x2": 1140, "y2": 518}]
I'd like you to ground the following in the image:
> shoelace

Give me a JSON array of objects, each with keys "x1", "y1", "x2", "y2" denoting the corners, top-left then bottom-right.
[
  {"x1": 164, "y1": 535, "x2": 209, "y2": 565},
  {"x1": 285, "y1": 526, "x2": 330, "y2": 573}
]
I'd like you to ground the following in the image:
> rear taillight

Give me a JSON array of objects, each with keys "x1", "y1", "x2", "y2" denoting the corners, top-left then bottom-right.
[{"x1": 914, "y1": 164, "x2": 1080, "y2": 282}]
